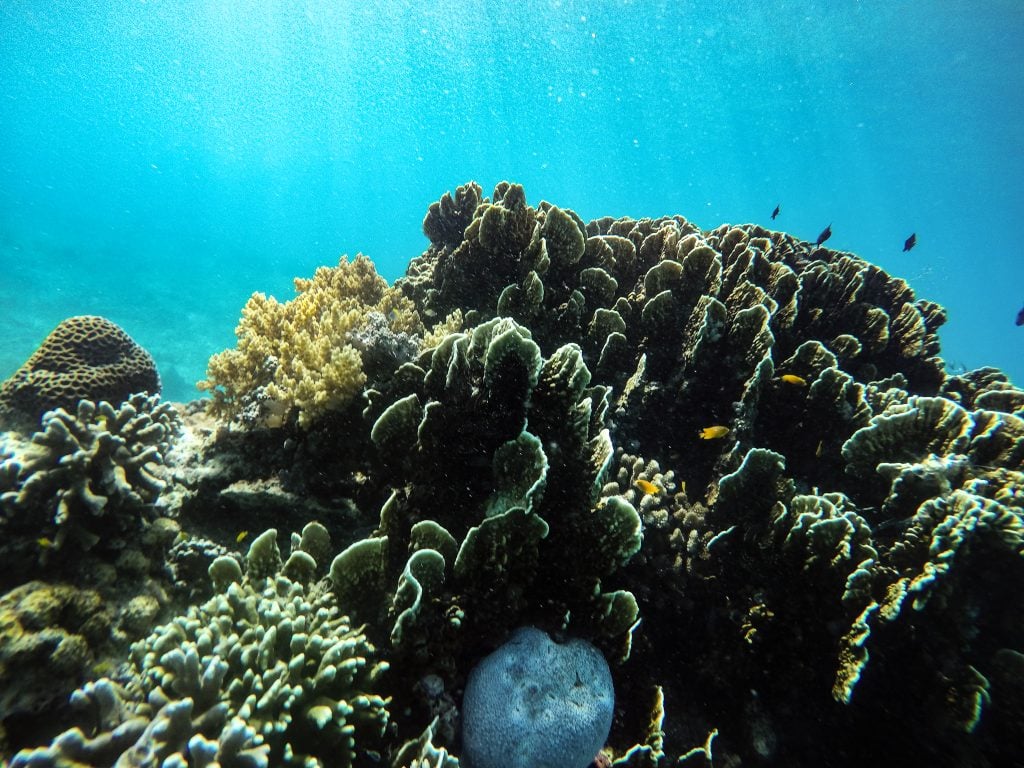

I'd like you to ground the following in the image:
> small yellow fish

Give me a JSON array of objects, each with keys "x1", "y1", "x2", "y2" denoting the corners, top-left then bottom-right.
[
  {"x1": 779, "y1": 374, "x2": 807, "y2": 386},
  {"x1": 37, "y1": 537, "x2": 54, "y2": 549},
  {"x1": 635, "y1": 478, "x2": 659, "y2": 495},
  {"x1": 236, "y1": 530, "x2": 249, "y2": 543},
  {"x1": 698, "y1": 425, "x2": 730, "y2": 440},
  {"x1": 815, "y1": 440, "x2": 824, "y2": 458}
]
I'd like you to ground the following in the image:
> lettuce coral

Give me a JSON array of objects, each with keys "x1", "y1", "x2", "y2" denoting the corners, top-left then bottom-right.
[
  {"x1": 392, "y1": 183, "x2": 1023, "y2": 765},
  {"x1": 200, "y1": 254, "x2": 422, "y2": 428}
]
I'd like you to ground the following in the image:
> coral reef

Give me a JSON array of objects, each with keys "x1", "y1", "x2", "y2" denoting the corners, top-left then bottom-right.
[
  {"x1": 9, "y1": 525, "x2": 390, "y2": 768},
  {"x1": 394, "y1": 182, "x2": 1021, "y2": 766},
  {"x1": 7, "y1": 182, "x2": 1024, "y2": 768},
  {"x1": 461, "y1": 626, "x2": 614, "y2": 768},
  {"x1": 0, "y1": 315, "x2": 161, "y2": 431},
  {"x1": 0, "y1": 393, "x2": 181, "y2": 584},
  {"x1": 0, "y1": 393, "x2": 182, "y2": 753},
  {"x1": 328, "y1": 316, "x2": 641, "y2": 754},
  {"x1": 0, "y1": 582, "x2": 111, "y2": 736},
  {"x1": 199, "y1": 254, "x2": 423, "y2": 428}
]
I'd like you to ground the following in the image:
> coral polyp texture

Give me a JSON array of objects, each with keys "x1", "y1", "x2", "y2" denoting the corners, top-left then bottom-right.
[
  {"x1": 0, "y1": 393, "x2": 180, "y2": 577},
  {"x1": 4, "y1": 182, "x2": 1024, "y2": 768},
  {"x1": 199, "y1": 254, "x2": 423, "y2": 428},
  {"x1": 10, "y1": 525, "x2": 390, "y2": 768},
  {"x1": 0, "y1": 315, "x2": 161, "y2": 430},
  {"x1": 461, "y1": 626, "x2": 615, "y2": 768}
]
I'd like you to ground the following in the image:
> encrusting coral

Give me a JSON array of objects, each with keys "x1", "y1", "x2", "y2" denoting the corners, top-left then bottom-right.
[
  {"x1": 199, "y1": 254, "x2": 423, "y2": 428},
  {"x1": 0, "y1": 581, "x2": 111, "y2": 734},
  {"x1": 7, "y1": 182, "x2": 1024, "y2": 768},
  {"x1": 0, "y1": 315, "x2": 161, "y2": 431}
]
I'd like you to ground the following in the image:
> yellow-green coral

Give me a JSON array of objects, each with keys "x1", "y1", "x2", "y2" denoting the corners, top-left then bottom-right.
[
  {"x1": 0, "y1": 581, "x2": 109, "y2": 728},
  {"x1": 422, "y1": 309, "x2": 464, "y2": 350},
  {"x1": 199, "y1": 254, "x2": 421, "y2": 427}
]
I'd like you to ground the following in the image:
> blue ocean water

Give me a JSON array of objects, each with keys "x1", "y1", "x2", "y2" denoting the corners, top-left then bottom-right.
[{"x1": 1, "y1": 1, "x2": 1022, "y2": 401}]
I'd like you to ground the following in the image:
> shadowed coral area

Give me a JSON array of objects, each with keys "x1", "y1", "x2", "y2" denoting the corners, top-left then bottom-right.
[
  {"x1": 8, "y1": 525, "x2": 389, "y2": 768},
  {"x1": 4, "y1": 182, "x2": 1024, "y2": 768}
]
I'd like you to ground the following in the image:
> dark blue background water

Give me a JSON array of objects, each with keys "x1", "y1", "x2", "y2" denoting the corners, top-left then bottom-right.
[{"x1": 2, "y1": 1, "x2": 1022, "y2": 401}]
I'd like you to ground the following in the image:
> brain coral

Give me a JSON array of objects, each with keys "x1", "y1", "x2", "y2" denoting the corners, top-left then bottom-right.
[{"x1": 0, "y1": 316, "x2": 160, "y2": 430}]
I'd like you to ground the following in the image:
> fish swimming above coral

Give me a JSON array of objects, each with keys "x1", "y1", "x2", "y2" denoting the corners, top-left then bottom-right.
[
  {"x1": 634, "y1": 478, "x2": 659, "y2": 495},
  {"x1": 903, "y1": 232, "x2": 917, "y2": 251},
  {"x1": 816, "y1": 224, "x2": 832, "y2": 245},
  {"x1": 778, "y1": 374, "x2": 807, "y2": 386},
  {"x1": 1016, "y1": 303, "x2": 1024, "y2": 326},
  {"x1": 771, "y1": 204, "x2": 781, "y2": 220}
]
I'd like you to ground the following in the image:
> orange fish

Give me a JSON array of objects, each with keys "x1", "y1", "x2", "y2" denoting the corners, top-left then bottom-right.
[
  {"x1": 779, "y1": 374, "x2": 807, "y2": 386},
  {"x1": 698, "y1": 425, "x2": 730, "y2": 440},
  {"x1": 635, "y1": 479, "x2": 659, "y2": 495}
]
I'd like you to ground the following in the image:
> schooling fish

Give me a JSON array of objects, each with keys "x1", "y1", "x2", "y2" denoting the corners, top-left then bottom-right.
[
  {"x1": 815, "y1": 224, "x2": 832, "y2": 246},
  {"x1": 1016, "y1": 304, "x2": 1024, "y2": 327},
  {"x1": 635, "y1": 478, "x2": 659, "y2": 495},
  {"x1": 779, "y1": 374, "x2": 807, "y2": 386},
  {"x1": 903, "y1": 233, "x2": 916, "y2": 252},
  {"x1": 698, "y1": 425, "x2": 730, "y2": 440},
  {"x1": 771, "y1": 204, "x2": 781, "y2": 220}
]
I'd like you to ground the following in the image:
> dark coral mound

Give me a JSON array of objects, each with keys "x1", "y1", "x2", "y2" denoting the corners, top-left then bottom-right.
[
  {"x1": 0, "y1": 316, "x2": 160, "y2": 430},
  {"x1": 393, "y1": 182, "x2": 1023, "y2": 766},
  {"x1": 399, "y1": 182, "x2": 951, "y2": 497}
]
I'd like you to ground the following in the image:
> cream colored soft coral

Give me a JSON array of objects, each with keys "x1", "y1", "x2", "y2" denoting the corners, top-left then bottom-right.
[{"x1": 200, "y1": 254, "x2": 421, "y2": 427}]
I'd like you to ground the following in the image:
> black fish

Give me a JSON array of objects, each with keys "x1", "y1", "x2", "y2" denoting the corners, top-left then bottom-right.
[
  {"x1": 903, "y1": 233, "x2": 916, "y2": 252},
  {"x1": 771, "y1": 205, "x2": 780, "y2": 220},
  {"x1": 815, "y1": 224, "x2": 832, "y2": 246},
  {"x1": 1016, "y1": 304, "x2": 1024, "y2": 327}
]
